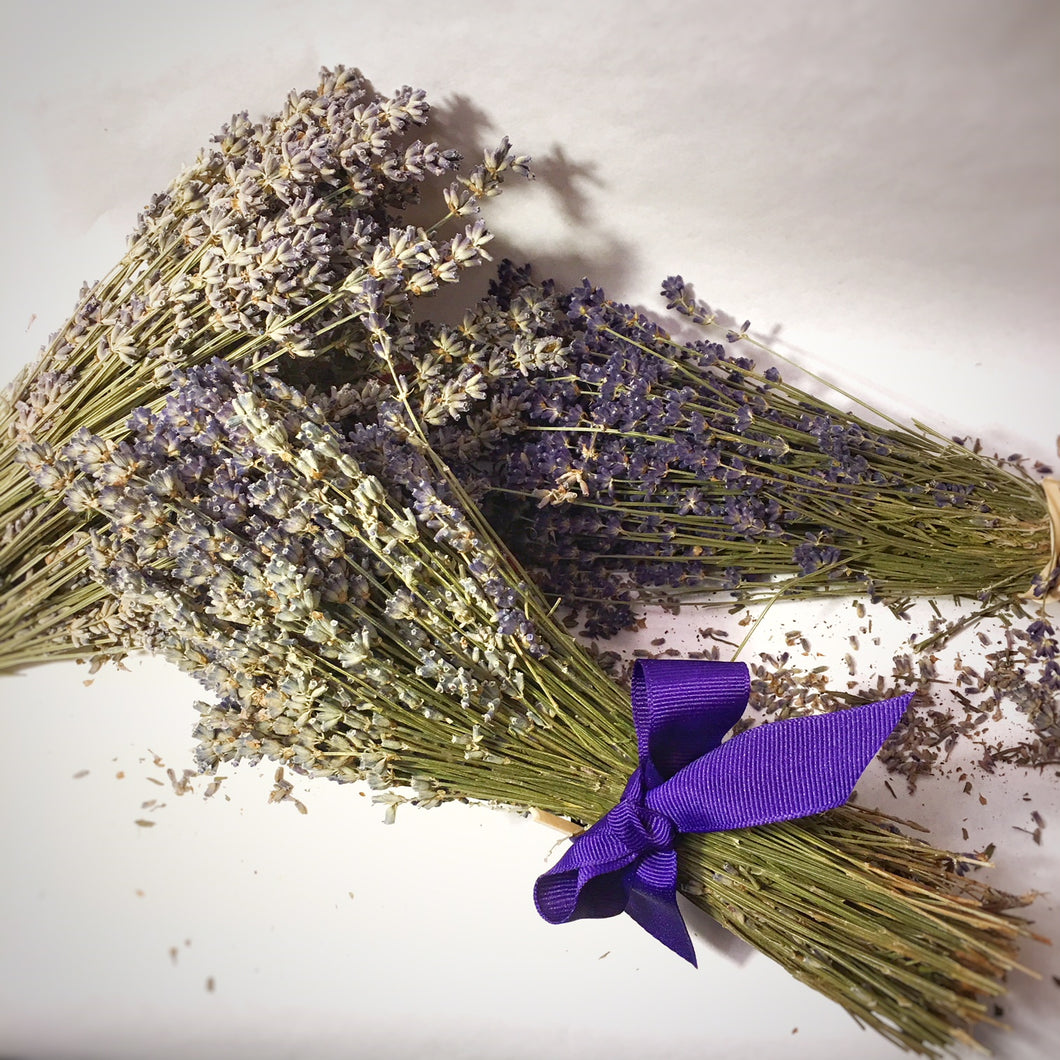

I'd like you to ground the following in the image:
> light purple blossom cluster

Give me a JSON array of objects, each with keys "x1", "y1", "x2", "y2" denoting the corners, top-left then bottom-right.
[
  {"x1": 8, "y1": 64, "x2": 523, "y2": 436},
  {"x1": 36, "y1": 360, "x2": 611, "y2": 803},
  {"x1": 0, "y1": 65, "x2": 528, "y2": 672}
]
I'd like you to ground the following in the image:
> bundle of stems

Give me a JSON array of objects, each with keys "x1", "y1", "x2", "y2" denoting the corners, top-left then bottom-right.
[
  {"x1": 413, "y1": 264, "x2": 1055, "y2": 637},
  {"x1": 0, "y1": 65, "x2": 525, "y2": 672},
  {"x1": 33, "y1": 358, "x2": 1038, "y2": 1057}
]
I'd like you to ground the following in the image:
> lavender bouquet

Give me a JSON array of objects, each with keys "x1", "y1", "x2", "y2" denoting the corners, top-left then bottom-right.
[
  {"x1": 31, "y1": 356, "x2": 1038, "y2": 1058},
  {"x1": 0, "y1": 65, "x2": 525, "y2": 672},
  {"x1": 397, "y1": 263, "x2": 1057, "y2": 640}
]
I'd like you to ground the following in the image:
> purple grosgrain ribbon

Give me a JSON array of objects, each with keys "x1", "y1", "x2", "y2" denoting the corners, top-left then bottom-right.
[{"x1": 533, "y1": 659, "x2": 911, "y2": 965}]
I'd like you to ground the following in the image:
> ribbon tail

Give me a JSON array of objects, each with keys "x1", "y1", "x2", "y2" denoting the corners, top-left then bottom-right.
[
  {"x1": 650, "y1": 693, "x2": 913, "y2": 832},
  {"x1": 626, "y1": 850, "x2": 696, "y2": 966}
]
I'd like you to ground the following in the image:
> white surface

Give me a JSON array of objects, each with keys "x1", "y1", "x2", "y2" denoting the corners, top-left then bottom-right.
[{"x1": 1, "y1": 2, "x2": 1059, "y2": 1058}]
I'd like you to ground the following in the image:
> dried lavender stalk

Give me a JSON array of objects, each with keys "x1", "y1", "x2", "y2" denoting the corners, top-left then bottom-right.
[
  {"x1": 32, "y1": 360, "x2": 1038, "y2": 1058},
  {"x1": 0, "y1": 66, "x2": 527, "y2": 672}
]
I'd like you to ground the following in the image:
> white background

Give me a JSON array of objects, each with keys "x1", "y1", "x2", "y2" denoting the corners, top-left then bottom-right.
[{"x1": 1, "y1": 2, "x2": 1058, "y2": 1058}]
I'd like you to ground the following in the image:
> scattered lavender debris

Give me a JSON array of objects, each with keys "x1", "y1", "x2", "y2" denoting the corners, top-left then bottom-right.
[
  {"x1": 269, "y1": 767, "x2": 308, "y2": 815},
  {"x1": 613, "y1": 598, "x2": 1058, "y2": 792}
]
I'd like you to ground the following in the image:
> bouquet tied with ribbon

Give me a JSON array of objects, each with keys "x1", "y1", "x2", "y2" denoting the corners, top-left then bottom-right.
[
  {"x1": 535, "y1": 658, "x2": 909, "y2": 965},
  {"x1": 27, "y1": 357, "x2": 1039, "y2": 1058}
]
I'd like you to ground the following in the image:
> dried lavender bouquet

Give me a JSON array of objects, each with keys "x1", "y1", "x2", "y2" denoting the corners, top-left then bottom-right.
[
  {"x1": 35, "y1": 358, "x2": 1038, "y2": 1058},
  {"x1": 415, "y1": 263, "x2": 1056, "y2": 638},
  {"x1": 0, "y1": 65, "x2": 524, "y2": 672}
]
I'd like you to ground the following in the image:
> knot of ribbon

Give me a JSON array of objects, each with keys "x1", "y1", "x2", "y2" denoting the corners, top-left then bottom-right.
[{"x1": 534, "y1": 659, "x2": 912, "y2": 965}]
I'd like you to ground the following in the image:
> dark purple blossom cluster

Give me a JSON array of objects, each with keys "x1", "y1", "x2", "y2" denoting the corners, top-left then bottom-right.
[{"x1": 414, "y1": 263, "x2": 1051, "y2": 636}]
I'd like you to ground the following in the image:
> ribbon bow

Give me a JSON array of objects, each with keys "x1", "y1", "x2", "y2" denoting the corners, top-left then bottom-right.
[{"x1": 534, "y1": 659, "x2": 911, "y2": 965}]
